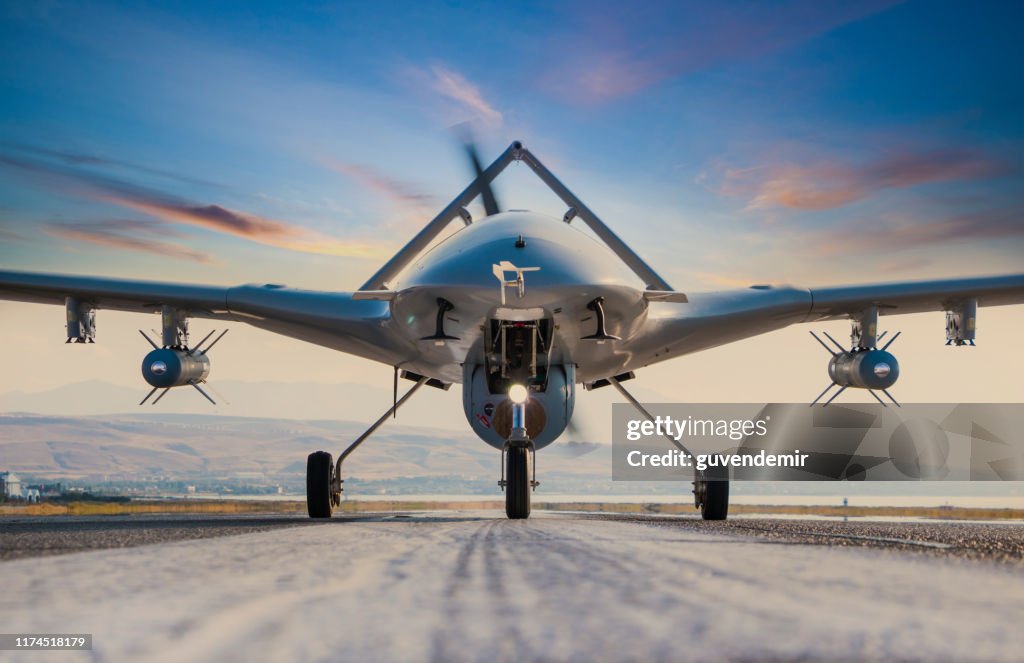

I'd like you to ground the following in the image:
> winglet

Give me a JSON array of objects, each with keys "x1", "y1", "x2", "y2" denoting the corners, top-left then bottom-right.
[{"x1": 643, "y1": 291, "x2": 688, "y2": 303}]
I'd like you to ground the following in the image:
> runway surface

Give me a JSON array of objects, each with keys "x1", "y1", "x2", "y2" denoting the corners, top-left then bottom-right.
[{"x1": 2, "y1": 511, "x2": 1023, "y2": 662}]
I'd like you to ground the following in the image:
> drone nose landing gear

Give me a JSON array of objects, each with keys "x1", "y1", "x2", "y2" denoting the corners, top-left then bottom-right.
[
  {"x1": 498, "y1": 394, "x2": 537, "y2": 519},
  {"x1": 499, "y1": 441, "x2": 537, "y2": 520}
]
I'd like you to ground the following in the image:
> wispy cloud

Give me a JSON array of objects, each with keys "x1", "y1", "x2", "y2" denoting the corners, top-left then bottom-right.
[
  {"x1": 322, "y1": 159, "x2": 435, "y2": 209},
  {"x1": 0, "y1": 154, "x2": 389, "y2": 259},
  {"x1": 690, "y1": 271, "x2": 768, "y2": 289},
  {"x1": 46, "y1": 219, "x2": 214, "y2": 263},
  {"x1": 717, "y1": 148, "x2": 1013, "y2": 211},
  {"x1": 543, "y1": 1, "x2": 899, "y2": 103},
  {"x1": 430, "y1": 64, "x2": 502, "y2": 125},
  {"x1": 3, "y1": 142, "x2": 224, "y2": 190},
  {"x1": 806, "y1": 206, "x2": 1024, "y2": 256},
  {"x1": 0, "y1": 226, "x2": 26, "y2": 242}
]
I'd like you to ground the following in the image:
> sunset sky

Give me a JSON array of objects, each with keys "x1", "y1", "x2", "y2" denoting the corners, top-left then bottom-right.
[{"x1": 1, "y1": 1, "x2": 1022, "y2": 427}]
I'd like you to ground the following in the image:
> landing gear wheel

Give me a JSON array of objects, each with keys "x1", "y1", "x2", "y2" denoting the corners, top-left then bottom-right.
[
  {"x1": 697, "y1": 467, "x2": 729, "y2": 521},
  {"x1": 307, "y1": 450, "x2": 334, "y2": 519},
  {"x1": 505, "y1": 446, "x2": 531, "y2": 520}
]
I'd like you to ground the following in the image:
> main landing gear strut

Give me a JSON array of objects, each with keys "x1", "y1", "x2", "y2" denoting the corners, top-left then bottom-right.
[
  {"x1": 608, "y1": 376, "x2": 729, "y2": 521},
  {"x1": 306, "y1": 376, "x2": 429, "y2": 518}
]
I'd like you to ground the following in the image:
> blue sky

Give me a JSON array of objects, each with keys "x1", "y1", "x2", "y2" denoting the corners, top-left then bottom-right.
[
  {"x1": 1, "y1": 0, "x2": 1022, "y2": 291},
  {"x1": 1, "y1": 1, "x2": 1023, "y2": 413}
]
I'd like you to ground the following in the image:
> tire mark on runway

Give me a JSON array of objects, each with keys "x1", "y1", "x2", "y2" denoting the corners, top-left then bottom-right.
[
  {"x1": 520, "y1": 515, "x2": 947, "y2": 640},
  {"x1": 595, "y1": 513, "x2": 1024, "y2": 563},
  {"x1": 430, "y1": 518, "x2": 538, "y2": 663},
  {"x1": 122, "y1": 521, "x2": 447, "y2": 663},
  {"x1": 6, "y1": 512, "x2": 1024, "y2": 662},
  {"x1": 727, "y1": 523, "x2": 955, "y2": 549},
  {"x1": 482, "y1": 521, "x2": 532, "y2": 661},
  {"x1": 515, "y1": 519, "x2": 785, "y2": 622},
  {"x1": 430, "y1": 518, "x2": 490, "y2": 663}
]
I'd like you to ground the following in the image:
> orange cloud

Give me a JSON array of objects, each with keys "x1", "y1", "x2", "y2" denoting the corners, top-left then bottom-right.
[
  {"x1": 806, "y1": 207, "x2": 1024, "y2": 256},
  {"x1": 93, "y1": 195, "x2": 300, "y2": 239},
  {"x1": 1, "y1": 153, "x2": 390, "y2": 259},
  {"x1": 720, "y1": 149, "x2": 1012, "y2": 211},
  {"x1": 93, "y1": 194, "x2": 388, "y2": 259},
  {"x1": 540, "y1": 1, "x2": 900, "y2": 103},
  {"x1": 322, "y1": 159, "x2": 435, "y2": 210},
  {"x1": 46, "y1": 221, "x2": 213, "y2": 263}
]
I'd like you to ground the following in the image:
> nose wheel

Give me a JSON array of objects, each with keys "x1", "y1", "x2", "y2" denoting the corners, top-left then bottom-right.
[{"x1": 503, "y1": 445, "x2": 533, "y2": 519}]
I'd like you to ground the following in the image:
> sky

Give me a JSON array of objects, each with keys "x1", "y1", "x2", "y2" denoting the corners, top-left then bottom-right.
[{"x1": 1, "y1": 0, "x2": 1022, "y2": 428}]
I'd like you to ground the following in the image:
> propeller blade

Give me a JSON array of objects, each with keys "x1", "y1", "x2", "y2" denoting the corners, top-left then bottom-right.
[
  {"x1": 563, "y1": 417, "x2": 582, "y2": 440},
  {"x1": 882, "y1": 389, "x2": 901, "y2": 407},
  {"x1": 152, "y1": 388, "x2": 171, "y2": 405},
  {"x1": 457, "y1": 128, "x2": 501, "y2": 217}
]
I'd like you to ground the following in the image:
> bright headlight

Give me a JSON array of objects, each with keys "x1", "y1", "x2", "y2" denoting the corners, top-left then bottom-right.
[{"x1": 508, "y1": 384, "x2": 529, "y2": 404}]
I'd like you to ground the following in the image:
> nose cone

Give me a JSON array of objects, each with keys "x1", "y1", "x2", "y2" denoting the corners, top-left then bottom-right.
[
  {"x1": 859, "y1": 350, "x2": 899, "y2": 389},
  {"x1": 142, "y1": 349, "x2": 182, "y2": 387}
]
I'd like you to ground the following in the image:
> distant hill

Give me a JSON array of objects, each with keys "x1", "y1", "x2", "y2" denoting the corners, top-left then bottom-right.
[
  {"x1": 0, "y1": 412, "x2": 609, "y2": 487},
  {"x1": 5, "y1": 411, "x2": 1010, "y2": 501},
  {"x1": 0, "y1": 379, "x2": 469, "y2": 429}
]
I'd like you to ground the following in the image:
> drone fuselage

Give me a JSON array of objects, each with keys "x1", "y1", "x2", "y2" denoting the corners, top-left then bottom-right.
[{"x1": 392, "y1": 211, "x2": 646, "y2": 448}]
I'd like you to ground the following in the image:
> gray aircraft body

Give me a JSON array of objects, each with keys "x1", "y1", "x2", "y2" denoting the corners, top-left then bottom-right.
[{"x1": 2, "y1": 141, "x2": 1023, "y2": 519}]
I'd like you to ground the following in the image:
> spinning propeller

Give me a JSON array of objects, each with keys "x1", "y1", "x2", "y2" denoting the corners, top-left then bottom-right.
[{"x1": 456, "y1": 126, "x2": 502, "y2": 218}]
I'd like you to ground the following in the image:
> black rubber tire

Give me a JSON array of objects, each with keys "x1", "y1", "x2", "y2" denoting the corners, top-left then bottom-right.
[
  {"x1": 307, "y1": 450, "x2": 334, "y2": 519},
  {"x1": 505, "y1": 446, "x2": 531, "y2": 520},
  {"x1": 700, "y1": 467, "x2": 729, "y2": 521}
]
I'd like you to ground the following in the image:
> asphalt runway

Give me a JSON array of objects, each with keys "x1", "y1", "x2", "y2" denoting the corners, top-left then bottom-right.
[{"x1": 2, "y1": 511, "x2": 1023, "y2": 662}]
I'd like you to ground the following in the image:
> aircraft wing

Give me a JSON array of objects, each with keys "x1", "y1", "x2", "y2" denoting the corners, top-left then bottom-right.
[
  {"x1": 0, "y1": 270, "x2": 413, "y2": 365},
  {"x1": 806, "y1": 273, "x2": 1024, "y2": 320},
  {"x1": 631, "y1": 273, "x2": 1024, "y2": 365}
]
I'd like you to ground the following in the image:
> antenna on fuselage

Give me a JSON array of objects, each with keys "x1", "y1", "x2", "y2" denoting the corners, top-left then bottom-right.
[{"x1": 492, "y1": 261, "x2": 541, "y2": 305}]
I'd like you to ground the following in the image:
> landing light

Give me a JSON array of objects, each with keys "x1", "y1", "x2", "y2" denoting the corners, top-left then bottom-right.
[{"x1": 508, "y1": 384, "x2": 529, "y2": 404}]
